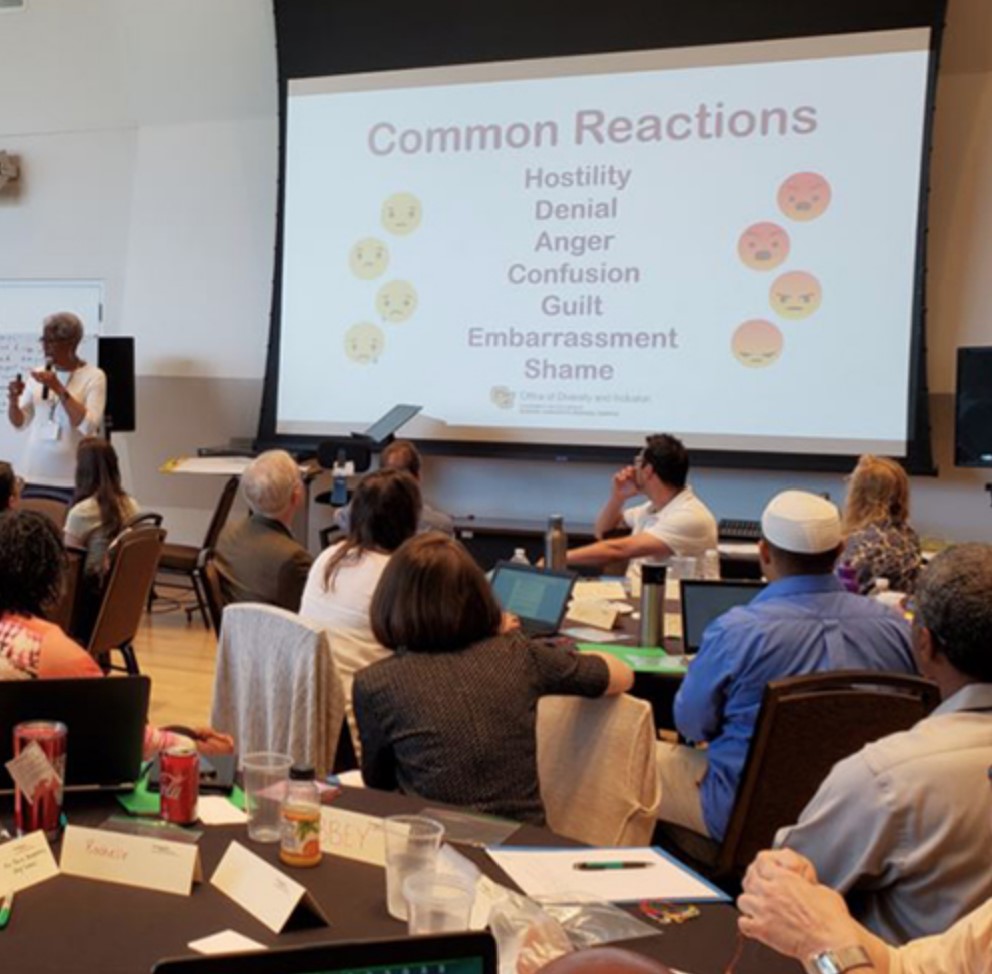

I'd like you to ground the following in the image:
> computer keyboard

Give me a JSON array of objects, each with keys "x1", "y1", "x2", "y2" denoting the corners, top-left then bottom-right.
[{"x1": 718, "y1": 518, "x2": 762, "y2": 542}]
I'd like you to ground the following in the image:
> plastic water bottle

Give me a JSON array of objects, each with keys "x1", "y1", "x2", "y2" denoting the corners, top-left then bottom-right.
[
  {"x1": 702, "y1": 549, "x2": 721, "y2": 580},
  {"x1": 545, "y1": 515, "x2": 567, "y2": 572},
  {"x1": 510, "y1": 547, "x2": 529, "y2": 565}
]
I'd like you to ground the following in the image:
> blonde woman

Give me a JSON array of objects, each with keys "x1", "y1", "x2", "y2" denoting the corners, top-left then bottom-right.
[{"x1": 841, "y1": 455, "x2": 922, "y2": 593}]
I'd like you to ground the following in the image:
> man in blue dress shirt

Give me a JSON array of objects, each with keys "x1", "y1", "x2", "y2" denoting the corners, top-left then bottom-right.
[{"x1": 656, "y1": 490, "x2": 915, "y2": 842}]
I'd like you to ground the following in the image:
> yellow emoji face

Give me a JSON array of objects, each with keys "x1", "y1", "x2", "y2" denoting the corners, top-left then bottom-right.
[
  {"x1": 777, "y1": 172, "x2": 831, "y2": 222},
  {"x1": 737, "y1": 222, "x2": 790, "y2": 271},
  {"x1": 770, "y1": 270, "x2": 822, "y2": 320},
  {"x1": 344, "y1": 322, "x2": 385, "y2": 364},
  {"x1": 375, "y1": 280, "x2": 418, "y2": 323},
  {"x1": 349, "y1": 238, "x2": 390, "y2": 279},
  {"x1": 381, "y1": 192, "x2": 422, "y2": 235},
  {"x1": 732, "y1": 319, "x2": 784, "y2": 368}
]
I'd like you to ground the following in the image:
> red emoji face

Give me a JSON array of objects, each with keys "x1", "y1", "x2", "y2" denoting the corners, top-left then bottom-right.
[
  {"x1": 737, "y1": 222, "x2": 791, "y2": 271},
  {"x1": 732, "y1": 319, "x2": 784, "y2": 368},
  {"x1": 770, "y1": 271, "x2": 822, "y2": 320},
  {"x1": 777, "y1": 172, "x2": 832, "y2": 222}
]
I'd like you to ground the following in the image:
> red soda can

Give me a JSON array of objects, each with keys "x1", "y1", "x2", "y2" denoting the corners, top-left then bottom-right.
[
  {"x1": 13, "y1": 720, "x2": 67, "y2": 841},
  {"x1": 159, "y1": 747, "x2": 199, "y2": 825}
]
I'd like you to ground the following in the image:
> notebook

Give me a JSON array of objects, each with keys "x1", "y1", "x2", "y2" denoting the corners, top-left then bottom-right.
[
  {"x1": 152, "y1": 931, "x2": 497, "y2": 974},
  {"x1": 680, "y1": 579, "x2": 766, "y2": 652},
  {"x1": 0, "y1": 675, "x2": 150, "y2": 793},
  {"x1": 490, "y1": 561, "x2": 577, "y2": 637}
]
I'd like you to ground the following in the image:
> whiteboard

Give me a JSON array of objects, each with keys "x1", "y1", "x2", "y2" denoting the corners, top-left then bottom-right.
[{"x1": 0, "y1": 279, "x2": 104, "y2": 473}]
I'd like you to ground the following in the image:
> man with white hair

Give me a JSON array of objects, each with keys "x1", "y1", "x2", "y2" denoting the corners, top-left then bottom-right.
[
  {"x1": 214, "y1": 450, "x2": 312, "y2": 611},
  {"x1": 656, "y1": 490, "x2": 915, "y2": 842}
]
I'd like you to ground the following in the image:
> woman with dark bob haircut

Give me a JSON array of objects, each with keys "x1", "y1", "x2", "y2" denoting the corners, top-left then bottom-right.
[
  {"x1": 354, "y1": 534, "x2": 633, "y2": 824},
  {"x1": 299, "y1": 468, "x2": 422, "y2": 747}
]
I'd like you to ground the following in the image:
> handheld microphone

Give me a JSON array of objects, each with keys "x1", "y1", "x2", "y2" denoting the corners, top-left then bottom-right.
[{"x1": 41, "y1": 361, "x2": 53, "y2": 400}]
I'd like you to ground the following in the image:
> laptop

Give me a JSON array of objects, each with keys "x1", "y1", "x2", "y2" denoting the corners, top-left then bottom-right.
[
  {"x1": 0, "y1": 675, "x2": 150, "y2": 793},
  {"x1": 152, "y1": 931, "x2": 497, "y2": 974},
  {"x1": 680, "y1": 579, "x2": 766, "y2": 653},
  {"x1": 490, "y1": 561, "x2": 578, "y2": 637}
]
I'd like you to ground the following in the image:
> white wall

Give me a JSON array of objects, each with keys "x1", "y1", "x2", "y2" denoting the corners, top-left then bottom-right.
[{"x1": 1, "y1": 0, "x2": 991, "y2": 545}]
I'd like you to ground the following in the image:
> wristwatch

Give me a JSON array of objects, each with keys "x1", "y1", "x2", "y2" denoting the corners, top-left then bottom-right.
[{"x1": 804, "y1": 946, "x2": 874, "y2": 974}]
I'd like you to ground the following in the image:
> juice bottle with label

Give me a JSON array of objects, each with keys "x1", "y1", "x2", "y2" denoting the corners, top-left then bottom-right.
[{"x1": 279, "y1": 765, "x2": 322, "y2": 867}]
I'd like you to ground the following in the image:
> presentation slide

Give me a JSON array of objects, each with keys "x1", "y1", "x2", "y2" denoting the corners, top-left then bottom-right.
[{"x1": 276, "y1": 28, "x2": 930, "y2": 456}]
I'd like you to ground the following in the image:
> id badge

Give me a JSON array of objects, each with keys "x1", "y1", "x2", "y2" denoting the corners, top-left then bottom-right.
[{"x1": 42, "y1": 419, "x2": 61, "y2": 441}]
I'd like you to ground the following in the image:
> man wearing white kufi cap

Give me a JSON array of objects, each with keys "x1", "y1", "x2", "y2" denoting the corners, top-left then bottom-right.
[{"x1": 655, "y1": 490, "x2": 915, "y2": 844}]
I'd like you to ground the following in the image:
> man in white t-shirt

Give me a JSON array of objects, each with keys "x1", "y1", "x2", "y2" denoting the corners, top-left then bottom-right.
[{"x1": 564, "y1": 433, "x2": 718, "y2": 573}]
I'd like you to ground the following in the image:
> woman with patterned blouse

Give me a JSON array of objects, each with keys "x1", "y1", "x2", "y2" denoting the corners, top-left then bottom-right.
[{"x1": 840, "y1": 455, "x2": 922, "y2": 594}]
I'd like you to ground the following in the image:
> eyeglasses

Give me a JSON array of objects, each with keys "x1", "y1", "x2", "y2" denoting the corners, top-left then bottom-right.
[{"x1": 39, "y1": 336, "x2": 70, "y2": 347}]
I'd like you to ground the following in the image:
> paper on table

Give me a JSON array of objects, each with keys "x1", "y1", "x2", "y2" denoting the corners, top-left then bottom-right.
[
  {"x1": 197, "y1": 796, "x2": 248, "y2": 826},
  {"x1": 573, "y1": 580, "x2": 628, "y2": 601},
  {"x1": 487, "y1": 847, "x2": 728, "y2": 903},
  {"x1": 160, "y1": 456, "x2": 254, "y2": 476},
  {"x1": 60, "y1": 824, "x2": 202, "y2": 896},
  {"x1": 319, "y1": 806, "x2": 386, "y2": 865},
  {"x1": 211, "y1": 841, "x2": 329, "y2": 933},
  {"x1": 188, "y1": 930, "x2": 267, "y2": 955},
  {"x1": 0, "y1": 830, "x2": 60, "y2": 894},
  {"x1": 561, "y1": 626, "x2": 625, "y2": 643}
]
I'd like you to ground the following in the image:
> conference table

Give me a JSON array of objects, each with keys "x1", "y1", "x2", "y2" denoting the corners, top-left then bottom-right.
[{"x1": 2, "y1": 786, "x2": 801, "y2": 974}]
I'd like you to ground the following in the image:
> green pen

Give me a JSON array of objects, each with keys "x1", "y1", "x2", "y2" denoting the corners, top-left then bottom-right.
[{"x1": 0, "y1": 889, "x2": 13, "y2": 931}]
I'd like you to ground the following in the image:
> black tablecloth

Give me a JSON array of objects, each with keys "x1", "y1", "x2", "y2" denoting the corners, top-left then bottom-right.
[{"x1": 1, "y1": 787, "x2": 800, "y2": 974}]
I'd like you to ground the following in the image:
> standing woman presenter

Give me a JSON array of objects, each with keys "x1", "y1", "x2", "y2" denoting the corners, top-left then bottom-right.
[{"x1": 6, "y1": 312, "x2": 106, "y2": 500}]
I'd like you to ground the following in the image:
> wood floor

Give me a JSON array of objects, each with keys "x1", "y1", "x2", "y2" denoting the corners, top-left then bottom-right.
[{"x1": 133, "y1": 593, "x2": 218, "y2": 731}]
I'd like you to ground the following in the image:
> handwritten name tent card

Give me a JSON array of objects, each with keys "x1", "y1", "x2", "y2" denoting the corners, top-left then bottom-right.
[
  {"x1": 0, "y1": 831, "x2": 60, "y2": 894},
  {"x1": 319, "y1": 807, "x2": 387, "y2": 866},
  {"x1": 59, "y1": 824, "x2": 202, "y2": 896},
  {"x1": 211, "y1": 841, "x2": 330, "y2": 934}
]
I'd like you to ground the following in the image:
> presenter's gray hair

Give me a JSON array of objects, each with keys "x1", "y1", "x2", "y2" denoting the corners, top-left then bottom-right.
[
  {"x1": 242, "y1": 450, "x2": 300, "y2": 516},
  {"x1": 43, "y1": 312, "x2": 84, "y2": 345}
]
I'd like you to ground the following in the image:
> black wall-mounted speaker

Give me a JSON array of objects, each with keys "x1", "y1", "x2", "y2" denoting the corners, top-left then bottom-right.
[
  {"x1": 954, "y1": 346, "x2": 992, "y2": 467},
  {"x1": 98, "y1": 336, "x2": 136, "y2": 434}
]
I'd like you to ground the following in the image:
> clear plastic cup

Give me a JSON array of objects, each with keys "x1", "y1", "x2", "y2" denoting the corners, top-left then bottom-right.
[
  {"x1": 403, "y1": 871, "x2": 475, "y2": 934},
  {"x1": 383, "y1": 814, "x2": 444, "y2": 920},
  {"x1": 242, "y1": 752, "x2": 292, "y2": 843}
]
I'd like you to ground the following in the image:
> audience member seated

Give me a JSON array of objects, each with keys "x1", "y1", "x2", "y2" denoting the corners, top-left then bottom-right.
[
  {"x1": 738, "y1": 847, "x2": 992, "y2": 974},
  {"x1": 335, "y1": 439, "x2": 453, "y2": 536},
  {"x1": 0, "y1": 509, "x2": 233, "y2": 756},
  {"x1": 214, "y1": 449, "x2": 313, "y2": 611},
  {"x1": 563, "y1": 433, "x2": 717, "y2": 576},
  {"x1": 0, "y1": 459, "x2": 20, "y2": 512},
  {"x1": 657, "y1": 490, "x2": 915, "y2": 842},
  {"x1": 840, "y1": 455, "x2": 922, "y2": 594},
  {"x1": 353, "y1": 533, "x2": 634, "y2": 825},
  {"x1": 775, "y1": 543, "x2": 992, "y2": 943},
  {"x1": 64, "y1": 437, "x2": 139, "y2": 578},
  {"x1": 300, "y1": 468, "x2": 421, "y2": 741}
]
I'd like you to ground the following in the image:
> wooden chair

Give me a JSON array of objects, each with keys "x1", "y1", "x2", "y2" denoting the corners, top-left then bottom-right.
[
  {"x1": 200, "y1": 551, "x2": 225, "y2": 637},
  {"x1": 156, "y1": 476, "x2": 239, "y2": 626},
  {"x1": 210, "y1": 603, "x2": 346, "y2": 779},
  {"x1": 46, "y1": 545, "x2": 86, "y2": 634},
  {"x1": 537, "y1": 693, "x2": 661, "y2": 846},
  {"x1": 656, "y1": 670, "x2": 940, "y2": 883},
  {"x1": 87, "y1": 524, "x2": 166, "y2": 674},
  {"x1": 20, "y1": 494, "x2": 70, "y2": 531}
]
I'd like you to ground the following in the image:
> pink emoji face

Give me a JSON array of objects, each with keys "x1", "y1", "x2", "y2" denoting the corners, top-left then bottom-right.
[
  {"x1": 737, "y1": 222, "x2": 791, "y2": 271},
  {"x1": 770, "y1": 271, "x2": 822, "y2": 320},
  {"x1": 732, "y1": 319, "x2": 783, "y2": 368},
  {"x1": 777, "y1": 172, "x2": 831, "y2": 221}
]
